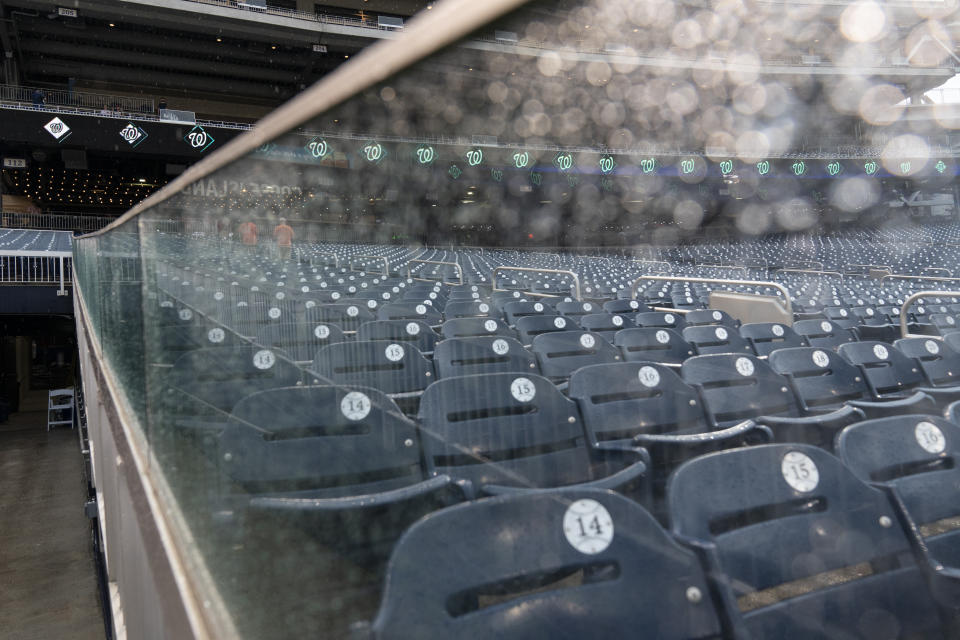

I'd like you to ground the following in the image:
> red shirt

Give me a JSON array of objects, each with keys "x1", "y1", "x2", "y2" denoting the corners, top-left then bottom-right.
[
  {"x1": 239, "y1": 222, "x2": 257, "y2": 245},
  {"x1": 273, "y1": 224, "x2": 294, "y2": 247}
]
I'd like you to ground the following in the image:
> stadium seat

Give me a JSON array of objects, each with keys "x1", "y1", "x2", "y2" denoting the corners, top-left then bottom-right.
[
  {"x1": 738, "y1": 322, "x2": 807, "y2": 358},
  {"x1": 377, "y1": 302, "x2": 443, "y2": 325},
  {"x1": 839, "y1": 341, "x2": 960, "y2": 408},
  {"x1": 569, "y1": 362, "x2": 771, "y2": 510},
  {"x1": 634, "y1": 311, "x2": 686, "y2": 331},
  {"x1": 682, "y1": 325, "x2": 755, "y2": 356},
  {"x1": 309, "y1": 341, "x2": 434, "y2": 413},
  {"x1": 792, "y1": 319, "x2": 857, "y2": 351},
  {"x1": 577, "y1": 313, "x2": 630, "y2": 342},
  {"x1": 370, "y1": 489, "x2": 722, "y2": 639},
  {"x1": 602, "y1": 298, "x2": 650, "y2": 316},
  {"x1": 220, "y1": 385, "x2": 462, "y2": 562},
  {"x1": 614, "y1": 327, "x2": 694, "y2": 367},
  {"x1": 530, "y1": 330, "x2": 622, "y2": 380},
  {"x1": 356, "y1": 320, "x2": 440, "y2": 354},
  {"x1": 515, "y1": 314, "x2": 575, "y2": 345},
  {"x1": 432, "y1": 336, "x2": 538, "y2": 378},
  {"x1": 895, "y1": 337, "x2": 960, "y2": 391},
  {"x1": 669, "y1": 444, "x2": 947, "y2": 639},
  {"x1": 442, "y1": 300, "x2": 495, "y2": 319},
  {"x1": 684, "y1": 309, "x2": 740, "y2": 328},
  {"x1": 417, "y1": 373, "x2": 649, "y2": 501},
  {"x1": 503, "y1": 300, "x2": 552, "y2": 325},
  {"x1": 440, "y1": 317, "x2": 514, "y2": 339},
  {"x1": 837, "y1": 415, "x2": 960, "y2": 610},
  {"x1": 682, "y1": 353, "x2": 860, "y2": 446},
  {"x1": 768, "y1": 346, "x2": 935, "y2": 420},
  {"x1": 256, "y1": 321, "x2": 344, "y2": 362}
]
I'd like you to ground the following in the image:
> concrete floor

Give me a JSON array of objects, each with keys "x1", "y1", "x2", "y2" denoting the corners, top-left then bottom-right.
[{"x1": 0, "y1": 398, "x2": 106, "y2": 640}]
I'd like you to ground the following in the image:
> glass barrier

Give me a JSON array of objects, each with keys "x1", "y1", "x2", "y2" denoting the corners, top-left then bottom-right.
[{"x1": 74, "y1": 0, "x2": 960, "y2": 637}]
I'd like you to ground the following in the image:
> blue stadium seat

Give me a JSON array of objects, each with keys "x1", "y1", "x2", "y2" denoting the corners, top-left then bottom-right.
[
  {"x1": 220, "y1": 385, "x2": 462, "y2": 562},
  {"x1": 377, "y1": 302, "x2": 443, "y2": 325},
  {"x1": 503, "y1": 300, "x2": 552, "y2": 325},
  {"x1": 839, "y1": 341, "x2": 960, "y2": 409},
  {"x1": 370, "y1": 489, "x2": 722, "y2": 639},
  {"x1": 669, "y1": 444, "x2": 946, "y2": 639},
  {"x1": 837, "y1": 415, "x2": 960, "y2": 610},
  {"x1": 792, "y1": 319, "x2": 857, "y2": 351},
  {"x1": 739, "y1": 322, "x2": 807, "y2": 358},
  {"x1": 682, "y1": 325, "x2": 755, "y2": 356},
  {"x1": 682, "y1": 353, "x2": 860, "y2": 446},
  {"x1": 440, "y1": 317, "x2": 514, "y2": 339},
  {"x1": 417, "y1": 373, "x2": 649, "y2": 500},
  {"x1": 357, "y1": 320, "x2": 440, "y2": 354},
  {"x1": 634, "y1": 311, "x2": 686, "y2": 331},
  {"x1": 515, "y1": 314, "x2": 575, "y2": 345},
  {"x1": 614, "y1": 327, "x2": 694, "y2": 367},
  {"x1": 256, "y1": 321, "x2": 344, "y2": 362},
  {"x1": 530, "y1": 330, "x2": 622, "y2": 380},
  {"x1": 768, "y1": 346, "x2": 935, "y2": 420},
  {"x1": 684, "y1": 309, "x2": 740, "y2": 328},
  {"x1": 577, "y1": 313, "x2": 629, "y2": 342},
  {"x1": 432, "y1": 336, "x2": 538, "y2": 378}
]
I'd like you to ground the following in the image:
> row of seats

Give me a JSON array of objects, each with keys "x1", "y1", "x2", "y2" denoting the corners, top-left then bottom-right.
[{"x1": 364, "y1": 415, "x2": 960, "y2": 638}]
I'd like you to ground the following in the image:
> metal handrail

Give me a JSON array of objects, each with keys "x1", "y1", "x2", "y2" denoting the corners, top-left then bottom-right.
[
  {"x1": 922, "y1": 267, "x2": 953, "y2": 278},
  {"x1": 406, "y1": 259, "x2": 463, "y2": 286},
  {"x1": 844, "y1": 263, "x2": 891, "y2": 275},
  {"x1": 630, "y1": 275, "x2": 792, "y2": 316},
  {"x1": 900, "y1": 290, "x2": 960, "y2": 338},
  {"x1": 699, "y1": 265, "x2": 748, "y2": 276},
  {"x1": 882, "y1": 274, "x2": 960, "y2": 284},
  {"x1": 493, "y1": 266, "x2": 581, "y2": 301},
  {"x1": 775, "y1": 268, "x2": 844, "y2": 280},
  {"x1": 349, "y1": 255, "x2": 388, "y2": 277}
]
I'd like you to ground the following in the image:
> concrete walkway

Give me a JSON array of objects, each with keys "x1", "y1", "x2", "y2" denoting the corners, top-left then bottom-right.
[{"x1": 0, "y1": 403, "x2": 105, "y2": 640}]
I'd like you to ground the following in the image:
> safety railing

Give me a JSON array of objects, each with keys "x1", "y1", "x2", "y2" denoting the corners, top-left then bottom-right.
[
  {"x1": 0, "y1": 83, "x2": 154, "y2": 113},
  {"x1": 630, "y1": 275, "x2": 792, "y2": 317},
  {"x1": 349, "y1": 255, "x2": 389, "y2": 277},
  {"x1": 775, "y1": 268, "x2": 844, "y2": 281},
  {"x1": 493, "y1": 266, "x2": 581, "y2": 300},
  {"x1": 0, "y1": 250, "x2": 73, "y2": 295},
  {"x1": 406, "y1": 260, "x2": 463, "y2": 286},
  {"x1": 900, "y1": 290, "x2": 960, "y2": 338},
  {"x1": 881, "y1": 274, "x2": 960, "y2": 285},
  {"x1": 1, "y1": 211, "x2": 117, "y2": 233}
]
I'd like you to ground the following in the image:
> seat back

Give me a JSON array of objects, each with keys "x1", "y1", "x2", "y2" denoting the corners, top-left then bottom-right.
[
  {"x1": 682, "y1": 325, "x2": 755, "y2": 356},
  {"x1": 569, "y1": 362, "x2": 705, "y2": 445},
  {"x1": 531, "y1": 330, "x2": 622, "y2": 379},
  {"x1": 681, "y1": 354, "x2": 799, "y2": 427},
  {"x1": 634, "y1": 311, "x2": 686, "y2": 331},
  {"x1": 417, "y1": 373, "x2": 591, "y2": 490},
  {"x1": 577, "y1": 313, "x2": 630, "y2": 341},
  {"x1": 738, "y1": 322, "x2": 806, "y2": 358},
  {"x1": 305, "y1": 302, "x2": 376, "y2": 331},
  {"x1": 503, "y1": 300, "x2": 552, "y2": 325},
  {"x1": 555, "y1": 300, "x2": 600, "y2": 318},
  {"x1": 684, "y1": 309, "x2": 739, "y2": 328},
  {"x1": 515, "y1": 314, "x2": 575, "y2": 344},
  {"x1": 310, "y1": 341, "x2": 434, "y2": 394},
  {"x1": 767, "y1": 346, "x2": 870, "y2": 410},
  {"x1": 166, "y1": 346, "x2": 304, "y2": 417},
  {"x1": 256, "y1": 322, "x2": 344, "y2": 361},
  {"x1": 837, "y1": 415, "x2": 960, "y2": 565},
  {"x1": 838, "y1": 341, "x2": 925, "y2": 396},
  {"x1": 441, "y1": 317, "x2": 514, "y2": 339},
  {"x1": 372, "y1": 489, "x2": 722, "y2": 640},
  {"x1": 433, "y1": 337, "x2": 538, "y2": 378},
  {"x1": 603, "y1": 299, "x2": 650, "y2": 315},
  {"x1": 669, "y1": 444, "x2": 943, "y2": 639},
  {"x1": 221, "y1": 385, "x2": 423, "y2": 495},
  {"x1": 357, "y1": 320, "x2": 440, "y2": 353},
  {"x1": 894, "y1": 336, "x2": 960, "y2": 388},
  {"x1": 377, "y1": 302, "x2": 443, "y2": 325},
  {"x1": 614, "y1": 327, "x2": 694, "y2": 366},
  {"x1": 442, "y1": 300, "x2": 495, "y2": 319},
  {"x1": 792, "y1": 319, "x2": 856, "y2": 350}
]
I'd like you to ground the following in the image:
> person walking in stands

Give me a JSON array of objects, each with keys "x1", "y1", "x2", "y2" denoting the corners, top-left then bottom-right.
[
  {"x1": 32, "y1": 89, "x2": 45, "y2": 108},
  {"x1": 274, "y1": 218, "x2": 294, "y2": 261},
  {"x1": 239, "y1": 219, "x2": 257, "y2": 254}
]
